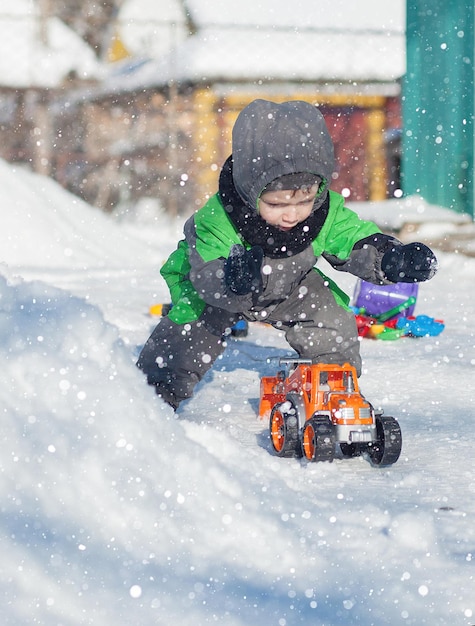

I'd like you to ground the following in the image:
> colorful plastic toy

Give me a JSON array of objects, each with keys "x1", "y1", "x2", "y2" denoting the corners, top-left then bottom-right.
[
  {"x1": 353, "y1": 280, "x2": 418, "y2": 318},
  {"x1": 259, "y1": 358, "x2": 402, "y2": 466},
  {"x1": 395, "y1": 315, "x2": 444, "y2": 337},
  {"x1": 229, "y1": 319, "x2": 249, "y2": 337},
  {"x1": 351, "y1": 279, "x2": 444, "y2": 340}
]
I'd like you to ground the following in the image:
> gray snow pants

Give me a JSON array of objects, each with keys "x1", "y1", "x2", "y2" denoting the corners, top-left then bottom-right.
[{"x1": 137, "y1": 269, "x2": 361, "y2": 407}]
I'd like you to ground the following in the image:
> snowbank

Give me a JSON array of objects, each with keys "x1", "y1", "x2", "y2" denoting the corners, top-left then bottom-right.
[{"x1": 0, "y1": 160, "x2": 162, "y2": 270}]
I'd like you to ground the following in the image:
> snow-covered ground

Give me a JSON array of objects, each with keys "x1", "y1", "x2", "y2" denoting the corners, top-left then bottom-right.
[{"x1": 1, "y1": 160, "x2": 474, "y2": 625}]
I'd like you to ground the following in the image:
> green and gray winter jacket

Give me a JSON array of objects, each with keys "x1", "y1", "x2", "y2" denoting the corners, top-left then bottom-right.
[{"x1": 161, "y1": 99, "x2": 399, "y2": 325}]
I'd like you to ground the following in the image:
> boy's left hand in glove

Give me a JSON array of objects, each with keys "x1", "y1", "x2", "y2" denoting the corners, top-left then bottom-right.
[
  {"x1": 224, "y1": 244, "x2": 264, "y2": 295},
  {"x1": 382, "y1": 242, "x2": 438, "y2": 283}
]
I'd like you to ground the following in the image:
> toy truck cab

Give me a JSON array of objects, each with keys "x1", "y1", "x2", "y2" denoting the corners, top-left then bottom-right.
[{"x1": 259, "y1": 359, "x2": 402, "y2": 466}]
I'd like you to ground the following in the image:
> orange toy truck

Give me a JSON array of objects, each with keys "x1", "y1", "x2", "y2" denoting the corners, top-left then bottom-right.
[{"x1": 259, "y1": 359, "x2": 402, "y2": 466}]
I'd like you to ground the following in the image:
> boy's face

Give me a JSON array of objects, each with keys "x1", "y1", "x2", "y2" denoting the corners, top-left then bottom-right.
[{"x1": 258, "y1": 184, "x2": 319, "y2": 231}]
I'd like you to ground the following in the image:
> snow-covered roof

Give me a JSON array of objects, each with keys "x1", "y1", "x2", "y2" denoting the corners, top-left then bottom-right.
[
  {"x1": 0, "y1": 0, "x2": 102, "y2": 89},
  {"x1": 118, "y1": 0, "x2": 189, "y2": 59},
  {"x1": 186, "y1": 0, "x2": 405, "y2": 33},
  {"x1": 107, "y1": 28, "x2": 405, "y2": 91},
  {"x1": 107, "y1": 0, "x2": 405, "y2": 91}
]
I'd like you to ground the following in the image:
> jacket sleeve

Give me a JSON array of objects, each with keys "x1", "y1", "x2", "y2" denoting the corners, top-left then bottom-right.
[
  {"x1": 323, "y1": 232, "x2": 403, "y2": 284},
  {"x1": 318, "y1": 193, "x2": 403, "y2": 284}
]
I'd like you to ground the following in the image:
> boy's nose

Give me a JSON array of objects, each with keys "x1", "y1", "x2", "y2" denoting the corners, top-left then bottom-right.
[{"x1": 283, "y1": 206, "x2": 298, "y2": 221}]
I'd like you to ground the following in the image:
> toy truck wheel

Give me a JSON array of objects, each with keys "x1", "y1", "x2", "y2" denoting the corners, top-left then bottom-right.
[
  {"x1": 269, "y1": 404, "x2": 302, "y2": 458},
  {"x1": 367, "y1": 415, "x2": 402, "y2": 467},
  {"x1": 302, "y1": 416, "x2": 335, "y2": 463}
]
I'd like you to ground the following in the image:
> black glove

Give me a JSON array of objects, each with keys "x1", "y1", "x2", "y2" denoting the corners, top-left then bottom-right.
[
  {"x1": 224, "y1": 244, "x2": 264, "y2": 295},
  {"x1": 382, "y1": 242, "x2": 438, "y2": 283}
]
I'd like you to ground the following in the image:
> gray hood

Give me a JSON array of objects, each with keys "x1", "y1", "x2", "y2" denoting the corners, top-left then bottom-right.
[{"x1": 231, "y1": 99, "x2": 336, "y2": 210}]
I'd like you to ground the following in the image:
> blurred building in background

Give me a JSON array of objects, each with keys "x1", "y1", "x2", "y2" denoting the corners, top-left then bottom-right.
[
  {"x1": 0, "y1": 0, "x2": 411, "y2": 216},
  {"x1": 0, "y1": 0, "x2": 101, "y2": 176}
]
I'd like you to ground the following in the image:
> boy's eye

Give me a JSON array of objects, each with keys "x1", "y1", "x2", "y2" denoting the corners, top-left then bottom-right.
[{"x1": 266, "y1": 199, "x2": 313, "y2": 208}]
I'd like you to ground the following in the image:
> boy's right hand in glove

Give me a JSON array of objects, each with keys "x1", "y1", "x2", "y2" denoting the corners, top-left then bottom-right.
[{"x1": 224, "y1": 244, "x2": 264, "y2": 295}]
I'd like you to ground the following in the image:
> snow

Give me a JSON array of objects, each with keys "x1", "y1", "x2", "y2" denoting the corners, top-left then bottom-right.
[
  {"x1": 108, "y1": 0, "x2": 405, "y2": 90},
  {"x1": 0, "y1": 0, "x2": 101, "y2": 88},
  {"x1": 119, "y1": 0, "x2": 405, "y2": 33},
  {"x1": 107, "y1": 29, "x2": 404, "y2": 89},
  {"x1": 118, "y1": 0, "x2": 189, "y2": 60},
  {"x1": 349, "y1": 195, "x2": 473, "y2": 231},
  {"x1": 185, "y1": 0, "x2": 405, "y2": 32},
  {"x1": 1, "y1": 157, "x2": 475, "y2": 625}
]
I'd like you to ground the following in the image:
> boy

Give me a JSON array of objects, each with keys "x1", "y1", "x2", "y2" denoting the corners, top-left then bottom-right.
[{"x1": 137, "y1": 99, "x2": 438, "y2": 410}]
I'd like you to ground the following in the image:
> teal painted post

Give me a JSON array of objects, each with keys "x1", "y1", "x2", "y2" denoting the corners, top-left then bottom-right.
[{"x1": 402, "y1": 1, "x2": 474, "y2": 217}]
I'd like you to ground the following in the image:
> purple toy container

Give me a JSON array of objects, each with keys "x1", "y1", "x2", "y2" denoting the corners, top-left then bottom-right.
[{"x1": 353, "y1": 279, "x2": 418, "y2": 318}]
